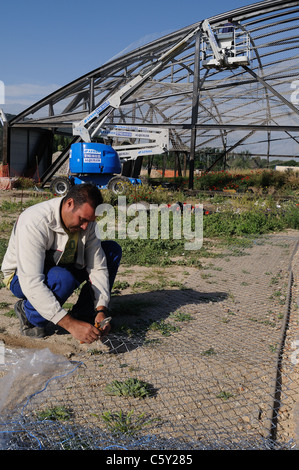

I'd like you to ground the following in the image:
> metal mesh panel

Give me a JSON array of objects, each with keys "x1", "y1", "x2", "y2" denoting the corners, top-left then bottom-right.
[{"x1": 1, "y1": 233, "x2": 298, "y2": 450}]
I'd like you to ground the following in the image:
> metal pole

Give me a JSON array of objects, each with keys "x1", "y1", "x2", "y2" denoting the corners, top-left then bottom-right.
[
  {"x1": 0, "y1": 109, "x2": 8, "y2": 165},
  {"x1": 189, "y1": 31, "x2": 201, "y2": 189},
  {"x1": 89, "y1": 77, "x2": 95, "y2": 113}
]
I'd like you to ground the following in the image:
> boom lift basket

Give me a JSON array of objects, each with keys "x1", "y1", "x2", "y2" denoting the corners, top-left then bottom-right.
[{"x1": 201, "y1": 22, "x2": 251, "y2": 69}]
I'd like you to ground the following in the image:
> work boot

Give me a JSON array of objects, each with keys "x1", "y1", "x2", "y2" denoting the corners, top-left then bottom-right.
[{"x1": 14, "y1": 300, "x2": 46, "y2": 338}]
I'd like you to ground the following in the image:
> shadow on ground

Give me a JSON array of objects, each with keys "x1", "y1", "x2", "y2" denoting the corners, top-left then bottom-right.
[{"x1": 100, "y1": 288, "x2": 228, "y2": 352}]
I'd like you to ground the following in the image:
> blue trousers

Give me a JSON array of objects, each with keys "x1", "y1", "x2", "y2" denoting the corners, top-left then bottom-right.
[{"x1": 10, "y1": 240, "x2": 122, "y2": 327}]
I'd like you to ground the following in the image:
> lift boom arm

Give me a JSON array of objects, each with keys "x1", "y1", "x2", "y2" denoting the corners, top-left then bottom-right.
[
  {"x1": 202, "y1": 20, "x2": 224, "y2": 64},
  {"x1": 96, "y1": 124, "x2": 169, "y2": 161},
  {"x1": 73, "y1": 25, "x2": 201, "y2": 143}
]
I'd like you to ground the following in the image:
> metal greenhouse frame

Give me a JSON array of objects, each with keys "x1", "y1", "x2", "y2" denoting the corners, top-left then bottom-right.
[{"x1": 2, "y1": 0, "x2": 299, "y2": 187}]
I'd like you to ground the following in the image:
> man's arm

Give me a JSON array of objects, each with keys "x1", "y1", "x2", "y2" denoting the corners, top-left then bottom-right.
[
  {"x1": 15, "y1": 222, "x2": 67, "y2": 324},
  {"x1": 84, "y1": 224, "x2": 110, "y2": 308},
  {"x1": 58, "y1": 314, "x2": 101, "y2": 343},
  {"x1": 58, "y1": 306, "x2": 111, "y2": 343}
]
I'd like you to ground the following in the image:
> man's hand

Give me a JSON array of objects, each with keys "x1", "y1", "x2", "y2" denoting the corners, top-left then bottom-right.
[
  {"x1": 58, "y1": 314, "x2": 101, "y2": 344},
  {"x1": 94, "y1": 308, "x2": 111, "y2": 337}
]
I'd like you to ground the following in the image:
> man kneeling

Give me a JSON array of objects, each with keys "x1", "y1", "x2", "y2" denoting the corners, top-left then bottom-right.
[{"x1": 1, "y1": 183, "x2": 121, "y2": 343}]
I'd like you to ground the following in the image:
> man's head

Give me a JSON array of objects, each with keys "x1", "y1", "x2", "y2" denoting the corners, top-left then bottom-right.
[{"x1": 61, "y1": 184, "x2": 103, "y2": 232}]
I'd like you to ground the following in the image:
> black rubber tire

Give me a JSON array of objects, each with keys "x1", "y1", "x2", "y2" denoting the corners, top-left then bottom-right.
[
  {"x1": 107, "y1": 176, "x2": 131, "y2": 195},
  {"x1": 50, "y1": 176, "x2": 71, "y2": 196}
]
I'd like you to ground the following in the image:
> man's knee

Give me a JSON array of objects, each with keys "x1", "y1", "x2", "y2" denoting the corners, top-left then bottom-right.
[{"x1": 45, "y1": 266, "x2": 80, "y2": 301}]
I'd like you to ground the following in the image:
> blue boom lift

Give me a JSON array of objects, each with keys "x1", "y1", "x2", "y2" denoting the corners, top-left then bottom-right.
[{"x1": 49, "y1": 125, "x2": 169, "y2": 196}]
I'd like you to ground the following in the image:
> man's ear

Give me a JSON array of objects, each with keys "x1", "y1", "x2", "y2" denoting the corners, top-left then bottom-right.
[{"x1": 65, "y1": 198, "x2": 75, "y2": 211}]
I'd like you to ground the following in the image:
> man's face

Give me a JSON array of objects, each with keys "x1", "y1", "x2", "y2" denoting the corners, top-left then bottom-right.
[{"x1": 61, "y1": 199, "x2": 96, "y2": 232}]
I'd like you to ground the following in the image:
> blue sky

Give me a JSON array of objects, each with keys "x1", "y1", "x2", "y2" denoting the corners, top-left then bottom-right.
[{"x1": 1, "y1": 0, "x2": 256, "y2": 115}]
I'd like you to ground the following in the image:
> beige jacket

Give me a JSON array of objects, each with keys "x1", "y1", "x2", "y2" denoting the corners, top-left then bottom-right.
[{"x1": 1, "y1": 197, "x2": 110, "y2": 324}]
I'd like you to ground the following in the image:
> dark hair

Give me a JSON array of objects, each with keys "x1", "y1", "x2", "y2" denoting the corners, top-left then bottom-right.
[{"x1": 63, "y1": 183, "x2": 103, "y2": 209}]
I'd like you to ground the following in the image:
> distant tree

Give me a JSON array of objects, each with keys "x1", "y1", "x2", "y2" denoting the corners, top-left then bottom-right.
[{"x1": 53, "y1": 134, "x2": 72, "y2": 152}]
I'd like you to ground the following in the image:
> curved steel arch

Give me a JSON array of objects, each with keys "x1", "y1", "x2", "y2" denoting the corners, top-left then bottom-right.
[{"x1": 4, "y1": 0, "x2": 299, "y2": 182}]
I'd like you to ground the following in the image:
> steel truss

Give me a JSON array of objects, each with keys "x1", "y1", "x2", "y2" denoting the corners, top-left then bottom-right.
[{"x1": 3, "y1": 0, "x2": 299, "y2": 184}]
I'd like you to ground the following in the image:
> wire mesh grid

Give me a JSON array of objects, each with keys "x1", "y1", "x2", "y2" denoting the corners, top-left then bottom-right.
[{"x1": 1, "y1": 233, "x2": 298, "y2": 450}]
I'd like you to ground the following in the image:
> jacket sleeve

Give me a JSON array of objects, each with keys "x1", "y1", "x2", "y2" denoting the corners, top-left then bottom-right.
[
  {"x1": 84, "y1": 223, "x2": 110, "y2": 308},
  {"x1": 15, "y1": 221, "x2": 67, "y2": 325}
]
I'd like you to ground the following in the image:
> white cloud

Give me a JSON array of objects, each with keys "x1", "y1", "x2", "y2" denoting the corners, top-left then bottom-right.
[
  {"x1": 1, "y1": 83, "x2": 60, "y2": 114},
  {"x1": 5, "y1": 83, "x2": 58, "y2": 98}
]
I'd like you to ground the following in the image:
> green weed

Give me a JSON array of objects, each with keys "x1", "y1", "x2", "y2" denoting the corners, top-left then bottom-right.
[
  {"x1": 4, "y1": 309, "x2": 16, "y2": 318},
  {"x1": 217, "y1": 391, "x2": 234, "y2": 400},
  {"x1": 169, "y1": 311, "x2": 193, "y2": 322},
  {"x1": 113, "y1": 280, "x2": 130, "y2": 290},
  {"x1": 0, "y1": 239, "x2": 8, "y2": 265},
  {"x1": 149, "y1": 319, "x2": 180, "y2": 336},
  {"x1": 104, "y1": 377, "x2": 153, "y2": 399},
  {"x1": 100, "y1": 409, "x2": 158, "y2": 437},
  {"x1": 201, "y1": 347, "x2": 216, "y2": 356},
  {"x1": 36, "y1": 406, "x2": 72, "y2": 421}
]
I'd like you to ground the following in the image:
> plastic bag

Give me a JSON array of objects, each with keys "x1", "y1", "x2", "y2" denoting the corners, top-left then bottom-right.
[{"x1": 0, "y1": 347, "x2": 78, "y2": 416}]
